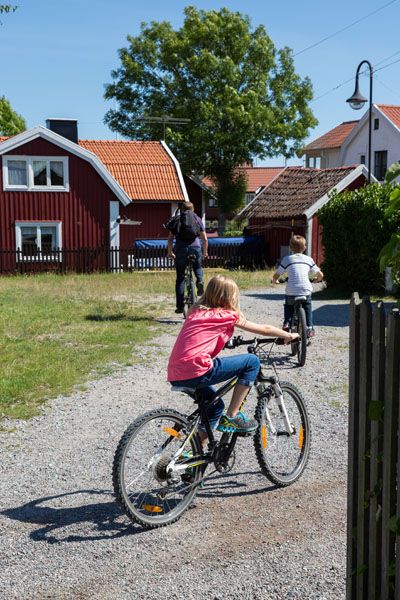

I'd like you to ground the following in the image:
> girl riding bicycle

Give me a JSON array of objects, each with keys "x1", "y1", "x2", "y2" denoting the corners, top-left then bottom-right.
[{"x1": 168, "y1": 275, "x2": 299, "y2": 438}]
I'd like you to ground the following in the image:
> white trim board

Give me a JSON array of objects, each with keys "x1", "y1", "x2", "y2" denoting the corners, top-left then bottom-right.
[
  {"x1": 0, "y1": 126, "x2": 131, "y2": 206},
  {"x1": 161, "y1": 140, "x2": 189, "y2": 202}
]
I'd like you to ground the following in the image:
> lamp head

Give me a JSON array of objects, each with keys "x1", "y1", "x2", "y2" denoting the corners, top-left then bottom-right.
[{"x1": 346, "y1": 80, "x2": 368, "y2": 110}]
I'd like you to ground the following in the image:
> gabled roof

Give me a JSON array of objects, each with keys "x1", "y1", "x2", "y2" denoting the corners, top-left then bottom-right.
[
  {"x1": 0, "y1": 127, "x2": 188, "y2": 204},
  {"x1": 79, "y1": 140, "x2": 187, "y2": 202},
  {"x1": 301, "y1": 121, "x2": 359, "y2": 154},
  {"x1": 203, "y1": 166, "x2": 285, "y2": 194},
  {"x1": 239, "y1": 165, "x2": 369, "y2": 220},
  {"x1": 376, "y1": 104, "x2": 400, "y2": 130}
]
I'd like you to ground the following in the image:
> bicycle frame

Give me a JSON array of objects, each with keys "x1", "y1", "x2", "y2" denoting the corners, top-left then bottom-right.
[{"x1": 166, "y1": 341, "x2": 295, "y2": 478}]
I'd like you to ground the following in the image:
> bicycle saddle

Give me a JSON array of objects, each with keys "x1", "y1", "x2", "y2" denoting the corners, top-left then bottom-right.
[
  {"x1": 294, "y1": 295, "x2": 307, "y2": 302},
  {"x1": 171, "y1": 385, "x2": 197, "y2": 398}
]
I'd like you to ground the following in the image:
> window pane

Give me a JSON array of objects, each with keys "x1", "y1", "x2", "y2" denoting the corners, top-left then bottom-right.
[
  {"x1": 8, "y1": 160, "x2": 27, "y2": 185},
  {"x1": 33, "y1": 160, "x2": 47, "y2": 186},
  {"x1": 40, "y1": 226, "x2": 57, "y2": 252},
  {"x1": 21, "y1": 227, "x2": 38, "y2": 256},
  {"x1": 50, "y1": 161, "x2": 64, "y2": 186}
]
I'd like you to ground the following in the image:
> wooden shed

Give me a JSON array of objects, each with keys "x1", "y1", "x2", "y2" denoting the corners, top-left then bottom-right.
[{"x1": 238, "y1": 165, "x2": 370, "y2": 266}]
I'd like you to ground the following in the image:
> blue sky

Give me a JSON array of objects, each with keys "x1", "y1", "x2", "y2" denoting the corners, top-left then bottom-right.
[{"x1": 1, "y1": 0, "x2": 400, "y2": 166}]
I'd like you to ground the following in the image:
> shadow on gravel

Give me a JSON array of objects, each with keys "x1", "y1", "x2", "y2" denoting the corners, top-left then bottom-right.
[
  {"x1": 244, "y1": 292, "x2": 286, "y2": 302},
  {"x1": 199, "y1": 470, "x2": 278, "y2": 499},
  {"x1": 1, "y1": 490, "x2": 147, "y2": 544},
  {"x1": 313, "y1": 304, "x2": 349, "y2": 328}
]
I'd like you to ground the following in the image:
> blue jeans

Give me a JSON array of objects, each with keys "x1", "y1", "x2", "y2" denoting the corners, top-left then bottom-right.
[
  {"x1": 175, "y1": 246, "x2": 203, "y2": 310},
  {"x1": 170, "y1": 354, "x2": 260, "y2": 431},
  {"x1": 284, "y1": 294, "x2": 313, "y2": 328}
]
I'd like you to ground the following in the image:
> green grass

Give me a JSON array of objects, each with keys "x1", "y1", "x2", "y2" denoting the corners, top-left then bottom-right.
[{"x1": 0, "y1": 269, "x2": 274, "y2": 422}]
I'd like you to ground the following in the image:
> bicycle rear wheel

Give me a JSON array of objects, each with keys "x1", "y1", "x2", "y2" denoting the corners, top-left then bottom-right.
[
  {"x1": 113, "y1": 409, "x2": 203, "y2": 528},
  {"x1": 183, "y1": 276, "x2": 196, "y2": 318},
  {"x1": 254, "y1": 382, "x2": 311, "y2": 486}
]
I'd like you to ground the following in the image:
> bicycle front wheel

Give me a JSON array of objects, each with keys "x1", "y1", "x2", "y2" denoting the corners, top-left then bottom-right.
[
  {"x1": 254, "y1": 382, "x2": 311, "y2": 486},
  {"x1": 113, "y1": 409, "x2": 203, "y2": 529},
  {"x1": 292, "y1": 306, "x2": 307, "y2": 366}
]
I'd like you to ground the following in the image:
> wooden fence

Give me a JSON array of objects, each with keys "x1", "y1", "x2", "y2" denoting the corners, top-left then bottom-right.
[
  {"x1": 347, "y1": 293, "x2": 400, "y2": 599},
  {"x1": 0, "y1": 242, "x2": 268, "y2": 275}
]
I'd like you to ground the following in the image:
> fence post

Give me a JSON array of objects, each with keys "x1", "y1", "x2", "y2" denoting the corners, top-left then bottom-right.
[
  {"x1": 368, "y1": 302, "x2": 385, "y2": 598},
  {"x1": 347, "y1": 292, "x2": 362, "y2": 599},
  {"x1": 381, "y1": 309, "x2": 400, "y2": 599}
]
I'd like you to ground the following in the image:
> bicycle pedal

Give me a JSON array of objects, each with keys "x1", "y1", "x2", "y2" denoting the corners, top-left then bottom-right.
[{"x1": 237, "y1": 429, "x2": 257, "y2": 437}]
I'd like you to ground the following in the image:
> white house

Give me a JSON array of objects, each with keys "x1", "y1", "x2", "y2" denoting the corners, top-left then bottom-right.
[{"x1": 301, "y1": 104, "x2": 400, "y2": 180}]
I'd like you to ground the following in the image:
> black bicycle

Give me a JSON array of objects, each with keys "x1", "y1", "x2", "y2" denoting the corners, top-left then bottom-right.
[
  {"x1": 182, "y1": 253, "x2": 197, "y2": 318},
  {"x1": 113, "y1": 336, "x2": 311, "y2": 529},
  {"x1": 289, "y1": 296, "x2": 309, "y2": 367}
]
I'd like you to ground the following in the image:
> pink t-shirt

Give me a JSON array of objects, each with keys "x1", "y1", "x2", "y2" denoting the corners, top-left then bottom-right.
[{"x1": 167, "y1": 308, "x2": 239, "y2": 382}]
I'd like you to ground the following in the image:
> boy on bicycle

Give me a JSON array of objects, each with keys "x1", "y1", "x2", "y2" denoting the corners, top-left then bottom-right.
[{"x1": 272, "y1": 235, "x2": 323, "y2": 338}]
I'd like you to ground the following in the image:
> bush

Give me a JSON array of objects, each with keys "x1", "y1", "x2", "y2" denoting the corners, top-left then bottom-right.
[{"x1": 318, "y1": 184, "x2": 400, "y2": 293}]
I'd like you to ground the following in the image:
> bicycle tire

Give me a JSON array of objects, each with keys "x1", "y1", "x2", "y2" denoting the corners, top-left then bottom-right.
[
  {"x1": 183, "y1": 277, "x2": 196, "y2": 318},
  {"x1": 113, "y1": 408, "x2": 203, "y2": 529},
  {"x1": 296, "y1": 306, "x2": 307, "y2": 366},
  {"x1": 253, "y1": 381, "x2": 311, "y2": 486}
]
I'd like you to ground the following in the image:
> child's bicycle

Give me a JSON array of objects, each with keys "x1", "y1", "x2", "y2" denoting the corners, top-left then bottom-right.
[
  {"x1": 182, "y1": 253, "x2": 197, "y2": 317},
  {"x1": 112, "y1": 336, "x2": 311, "y2": 529}
]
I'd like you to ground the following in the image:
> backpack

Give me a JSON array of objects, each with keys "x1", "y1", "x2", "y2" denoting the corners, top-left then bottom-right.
[{"x1": 165, "y1": 210, "x2": 201, "y2": 242}]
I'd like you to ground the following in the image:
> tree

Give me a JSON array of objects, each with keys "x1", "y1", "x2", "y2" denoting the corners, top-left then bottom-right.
[
  {"x1": 0, "y1": 96, "x2": 26, "y2": 135},
  {"x1": 379, "y1": 162, "x2": 400, "y2": 286},
  {"x1": 104, "y1": 6, "x2": 317, "y2": 218}
]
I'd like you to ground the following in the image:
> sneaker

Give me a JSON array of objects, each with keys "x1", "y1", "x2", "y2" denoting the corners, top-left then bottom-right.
[
  {"x1": 175, "y1": 307, "x2": 184, "y2": 314},
  {"x1": 282, "y1": 321, "x2": 290, "y2": 332},
  {"x1": 307, "y1": 328, "x2": 316, "y2": 338},
  {"x1": 217, "y1": 412, "x2": 258, "y2": 434}
]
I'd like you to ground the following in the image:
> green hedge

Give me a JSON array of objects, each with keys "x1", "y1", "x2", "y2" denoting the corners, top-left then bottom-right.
[{"x1": 318, "y1": 184, "x2": 400, "y2": 293}]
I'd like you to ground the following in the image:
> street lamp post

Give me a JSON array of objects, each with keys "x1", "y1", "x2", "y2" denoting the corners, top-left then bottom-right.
[{"x1": 346, "y1": 60, "x2": 373, "y2": 183}]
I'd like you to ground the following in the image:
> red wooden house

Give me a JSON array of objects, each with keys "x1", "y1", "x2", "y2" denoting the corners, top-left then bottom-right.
[
  {"x1": 239, "y1": 165, "x2": 370, "y2": 266},
  {"x1": 0, "y1": 120, "x2": 188, "y2": 272}
]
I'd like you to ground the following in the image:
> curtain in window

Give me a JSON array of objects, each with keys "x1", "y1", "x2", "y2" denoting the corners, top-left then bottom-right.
[
  {"x1": 33, "y1": 161, "x2": 47, "y2": 186},
  {"x1": 50, "y1": 161, "x2": 64, "y2": 186},
  {"x1": 8, "y1": 160, "x2": 27, "y2": 185}
]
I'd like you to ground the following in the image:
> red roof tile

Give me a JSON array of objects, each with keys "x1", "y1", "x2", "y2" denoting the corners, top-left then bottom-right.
[
  {"x1": 79, "y1": 140, "x2": 185, "y2": 201},
  {"x1": 240, "y1": 166, "x2": 361, "y2": 219},
  {"x1": 302, "y1": 121, "x2": 359, "y2": 152},
  {"x1": 203, "y1": 166, "x2": 284, "y2": 193},
  {"x1": 376, "y1": 104, "x2": 400, "y2": 130}
]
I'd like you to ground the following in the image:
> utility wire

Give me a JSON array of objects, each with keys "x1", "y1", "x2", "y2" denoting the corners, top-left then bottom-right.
[
  {"x1": 294, "y1": 0, "x2": 399, "y2": 57},
  {"x1": 312, "y1": 51, "x2": 400, "y2": 103}
]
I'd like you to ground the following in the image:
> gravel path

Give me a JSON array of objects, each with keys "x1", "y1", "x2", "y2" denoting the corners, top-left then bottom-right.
[{"x1": 0, "y1": 285, "x2": 350, "y2": 599}]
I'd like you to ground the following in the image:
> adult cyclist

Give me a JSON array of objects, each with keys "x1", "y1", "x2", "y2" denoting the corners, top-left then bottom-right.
[{"x1": 167, "y1": 202, "x2": 208, "y2": 314}]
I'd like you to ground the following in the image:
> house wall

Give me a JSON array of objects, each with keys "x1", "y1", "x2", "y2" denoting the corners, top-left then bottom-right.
[
  {"x1": 340, "y1": 108, "x2": 400, "y2": 176},
  {"x1": 119, "y1": 202, "x2": 173, "y2": 247},
  {"x1": 248, "y1": 217, "x2": 307, "y2": 266},
  {"x1": 0, "y1": 138, "x2": 114, "y2": 250},
  {"x1": 305, "y1": 148, "x2": 340, "y2": 168}
]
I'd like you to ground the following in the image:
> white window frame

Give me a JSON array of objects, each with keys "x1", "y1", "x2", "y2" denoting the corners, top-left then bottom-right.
[
  {"x1": 3, "y1": 155, "x2": 69, "y2": 191},
  {"x1": 15, "y1": 221, "x2": 62, "y2": 262}
]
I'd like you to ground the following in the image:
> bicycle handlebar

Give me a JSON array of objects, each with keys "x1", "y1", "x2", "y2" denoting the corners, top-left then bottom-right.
[{"x1": 224, "y1": 335, "x2": 278, "y2": 349}]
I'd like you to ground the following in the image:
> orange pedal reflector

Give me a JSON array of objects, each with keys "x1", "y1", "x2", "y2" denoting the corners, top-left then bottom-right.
[
  {"x1": 299, "y1": 426, "x2": 304, "y2": 449},
  {"x1": 142, "y1": 504, "x2": 163, "y2": 513},
  {"x1": 261, "y1": 424, "x2": 267, "y2": 449},
  {"x1": 163, "y1": 427, "x2": 182, "y2": 439}
]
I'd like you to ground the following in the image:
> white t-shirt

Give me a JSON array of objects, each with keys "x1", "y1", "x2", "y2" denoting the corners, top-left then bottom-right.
[{"x1": 276, "y1": 253, "x2": 320, "y2": 296}]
